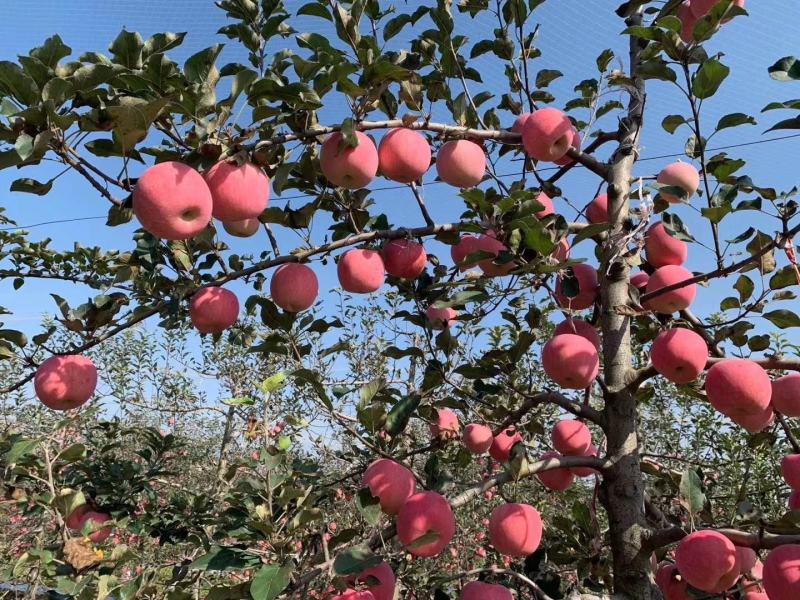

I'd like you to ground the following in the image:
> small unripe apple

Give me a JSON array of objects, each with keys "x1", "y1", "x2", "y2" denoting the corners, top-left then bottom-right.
[
  {"x1": 537, "y1": 451, "x2": 575, "y2": 491},
  {"x1": 362, "y1": 459, "x2": 416, "y2": 515},
  {"x1": 222, "y1": 218, "x2": 260, "y2": 238},
  {"x1": 133, "y1": 161, "x2": 213, "y2": 240},
  {"x1": 451, "y1": 235, "x2": 482, "y2": 271},
  {"x1": 488, "y1": 503, "x2": 543, "y2": 557},
  {"x1": 542, "y1": 334, "x2": 599, "y2": 389},
  {"x1": 521, "y1": 107, "x2": 573, "y2": 162},
  {"x1": 555, "y1": 264, "x2": 599, "y2": 310},
  {"x1": 338, "y1": 249, "x2": 385, "y2": 293},
  {"x1": 645, "y1": 222, "x2": 688, "y2": 267},
  {"x1": 586, "y1": 194, "x2": 608, "y2": 224},
  {"x1": 675, "y1": 530, "x2": 739, "y2": 593},
  {"x1": 436, "y1": 140, "x2": 486, "y2": 188},
  {"x1": 204, "y1": 160, "x2": 269, "y2": 221},
  {"x1": 396, "y1": 491, "x2": 456, "y2": 557},
  {"x1": 554, "y1": 318, "x2": 600, "y2": 350},
  {"x1": 382, "y1": 239, "x2": 426, "y2": 279},
  {"x1": 34, "y1": 355, "x2": 97, "y2": 411},
  {"x1": 378, "y1": 128, "x2": 431, "y2": 183},
  {"x1": 426, "y1": 306, "x2": 457, "y2": 330},
  {"x1": 650, "y1": 328, "x2": 708, "y2": 384},
  {"x1": 772, "y1": 373, "x2": 800, "y2": 417},
  {"x1": 270, "y1": 263, "x2": 318, "y2": 312},
  {"x1": 763, "y1": 543, "x2": 800, "y2": 600},
  {"x1": 489, "y1": 427, "x2": 523, "y2": 462},
  {"x1": 644, "y1": 265, "x2": 696, "y2": 313},
  {"x1": 463, "y1": 423, "x2": 493, "y2": 454},
  {"x1": 552, "y1": 419, "x2": 592, "y2": 456},
  {"x1": 657, "y1": 161, "x2": 700, "y2": 203},
  {"x1": 189, "y1": 287, "x2": 239, "y2": 334},
  {"x1": 320, "y1": 131, "x2": 379, "y2": 189}
]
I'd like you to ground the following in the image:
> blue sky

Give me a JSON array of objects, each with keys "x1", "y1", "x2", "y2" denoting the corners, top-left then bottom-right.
[{"x1": 1, "y1": 0, "x2": 800, "y2": 352}]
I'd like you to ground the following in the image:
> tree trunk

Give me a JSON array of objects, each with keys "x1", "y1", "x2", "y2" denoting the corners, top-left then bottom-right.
[{"x1": 598, "y1": 8, "x2": 662, "y2": 599}]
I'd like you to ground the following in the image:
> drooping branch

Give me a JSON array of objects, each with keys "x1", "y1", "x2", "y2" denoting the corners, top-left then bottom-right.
[
  {"x1": 647, "y1": 525, "x2": 800, "y2": 552},
  {"x1": 498, "y1": 389, "x2": 606, "y2": 431}
]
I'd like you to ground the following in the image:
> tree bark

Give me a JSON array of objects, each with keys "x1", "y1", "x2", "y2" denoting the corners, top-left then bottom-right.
[{"x1": 598, "y1": 8, "x2": 662, "y2": 599}]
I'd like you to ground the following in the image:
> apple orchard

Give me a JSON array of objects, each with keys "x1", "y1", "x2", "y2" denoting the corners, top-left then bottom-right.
[{"x1": 5, "y1": 0, "x2": 800, "y2": 598}]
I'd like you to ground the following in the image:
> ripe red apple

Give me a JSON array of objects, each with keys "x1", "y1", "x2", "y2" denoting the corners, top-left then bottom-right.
[
  {"x1": 535, "y1": 192, "x2": 554, "y2": 218},
  {"x1": 743, "y1": 592, "x2": 769, "y2": 600},
  {"x1": 655, "y1": 562, "x2": 690, "y2": 600},
  {"x1": 34, "y1": 355, "x2": 97, "y2": 411},
  {"x1": 537, "y1": 451, "x2": 575, "y2": 491},
  {"x1": 646, "y1": 222, "x2": 688, "y2": 267},
  {"x1": 737, "y1": 404, "x2": 775, "y2": 434},
  {"x1": 690, "y1": 0, "x2": 745, "y2": 18},
  {"x1": 554, "y1": 128, "x2": 581, "y2": 167},
  {"x1": 320, "y1": 131, "x2": 379, "y2": 189},
  {"x1": 657, "y1": 162, "x2": 700, "y2": 203},
  {"x1": 338, "y1": 249, "x2": 385, "y2": 293},
  {"x1": 782, "y1": 455, "x2": 800, "y2": 490},
  {"x1": 511, "y1": 113, "x2": 531, "y2": 133},
  {"x1": 489, "y1": 427, "x2": 523, "y2": 462},
  {"x1": 542, "y1": 334, "x2": 599, "y2": 389},
  {"x1": 791, "y1": 491, "x2": 800, "y2": 511},
  {"x1": 675, "y1": 530, "x2": 740, "y2": 593},
  {"x1": 736, "y1": 547, "x2": 758, "y2": 577},
  {"x1": 555, "y1": 264, "x2": 599, "y2": 310},
  {"x1": 65, "y1": 504, "x2": 89, "y2": 530},
  {"x1": 222, "y1": 218, "x2": 260, "y2": 238},
  {"x1": 572, "y1": 444, "x2": 599, "y2": 478},
  {"x1": 489, "y1": 503, "x2": 543, "y2": 557},
  {"x1": 763, "y1": 544, "x2": 800, "y2": 600},
  {"x1": 436, "y1": 140, "x2": 486, "y2": 188},
  {"x1": 586, "y1": 194, "x2": 609, "y2": 224},
  {"x1": 362, "y1": 458, "x2": 416, "y2": 515},
  {"x1": 332, "y1": 590, "x2": 374, "y2": 600},
  {"x1": 133, "y1": 161, "x2": 213, "y2": 240},
  {"x1": 650, "y1": 328, "x2": 708, "y2": 384},
  {"x1": 351, "y1": 562, "x2": 395, "y2": 600},
  {"x1": 426, "y1": 306, "x2": 457, "y2": 330},
  {"x1": 67, "y1": 506, "x2": 112, "y2": 544},
  {"x1": 678, "y1": 1, "x2": 699, "y2": 42},
  {"x1": 476, "y1": 234, "x2": 515, "y2": 277},
  {"x1": 552, "y1": 238, "x2": 571, "y2": 262},
  {"x1": 381, "y1": 239, "x2": 426, "y2": 279},
  {"x1": 645, "y1": 265, "x2": 696, "y2": 313},
  {"x1": 430, "y1": 408, "x2": 460, "y2": 439},
  {"x1": 451, "y1": 235, "x2": 482, "y2": 271},
  {"x1": 521, "y1": 107, "x2": 573, "y2": 162},
  {"x1": 396, "y1": 491, "x2": 456, "y2": 557},
  {"x1": 189, "y1": 287, "x2": 239, "y2": 334},
  {"x1": 554, "y1": 318, "x2": 600, "y2": 350},
  {"x1": 463, "y1": 424, "x2": 493, "y2": 454},
  {"x1": 630, "y1": 271, "x2": 650, "y2": 290},
  {"x1": 706, "y1": 359, "x2": 771, "y2": 428},
  {"x1": 552, "y1": 419, "x2": 592, "y2": 455},
  {"x1": 772, "y1": 373, "x2": 800, "y2": 417},
  {"x1": 461, "y1": 581, "x2": 512, "y2": 600},
  {"x1": 204, "y1": 160, "x2": 269, "y2": 221},
  {"x1": 270, "y1": 263, "x2": 318, "y2": 313},
  {"x1": 378, "y1": 128, "x2": 431, "y2": 183}
]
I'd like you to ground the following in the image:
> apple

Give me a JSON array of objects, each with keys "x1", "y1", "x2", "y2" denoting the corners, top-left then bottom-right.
[
  {"x1": 430, "y1": 408, "x2": 460, "y2": 439},
  {"x1": 644, "y1": 265, "x2": 696, "y2": 313},
  {"x1": 552, "y1": 419, "x2": 592, "y2": 455},
  {"x1": 426, "y1": 306, "x2": 457, "y2": 330},
  {"x1": 67, "y1": 506, "x2": 112, "y2": 544},
  {"x1": 650, "y1": 328, "x2": 708, "y2": 384},
  {"x1": 350, "y1": 562, "x2": 395, "y2": 600},
  {"x1": 736, "y1": 547, "x2": 758, "y2": 577},
  {"x1": 332, "y1": 590, "x2": 374, "y2": 600},
  {"x1": 657, "y1": 162, "x2": 700, "y2": 203},
  {"x1": 511, "y1": 113, "x2": 532, "y2": 133},
  {"x1": 436, "y1": 140, "x2": 486, "y2": 188},
  {"x1": 463, "y1": 424, "x2": 493, "y2": 454},
  {"x1": 451, "y1": 235, "x2": 482, "y2": 271},
  {"x1": 535, "y1": 192, "x2": 555, "y2": 218},
  {"x1": 655, "y1": 562, "x2": 690, "y2": 600},
  {"x1": 270, "y1": 263, "x2": 318, "y2": 313},
  {"x1": 489, "y1": 427, "x2": 523, "y2": 462},
  {"x1": 189, "y1": 287, "x2": 239, "y2": 334},
  {"x1": 782, "y1": 454, "x2": 800, "y2": 490},
  {"x1": 320, "y1": 131, "x2": 379, "y2": 189},
  {"x1": 381, "y1": 239, "x2": 426, "y2": 279},
  {"x1": 645, "y1": 222, "x2": 688, "y2": 267},
  {"x1": 461, "y1": 581, "x2": 512, "y2": 600},
  {"x1": 521, "y1": 107, "x2": 573, "y2": 162},
  {"x1": 396, "y1": 491, "x2": 456, "y2": 557},
  {"x1": 791, "y1": 490, "x2": 800, "y2": 511},
  {"x1": 132, "y1": 161, "x2": 212, "y2": 240},
  {"x1": 542, "y1": 334, "x2": 599, "y2": 389},
  {"x1": 763, "y1": 544, "x2": 800, "y2": 600},
  {"x1": 772, "y1": 373, "x2": 800, "y2": 417},
  {"x1": 678, "y1": 1, "x2": 699, "y2": 43},
  {"x1": 537, "y1": 451, "x2": 575, "y2": 491},
  {"x1": 378, "y1": 128, "x2": 431, "y2": 183},
  {"x1": 737, "y1": 404, "x2": 775, "y2": 434},
  {"x1": 338, "y1": 249, "x2": 385, "y2": 293},
  {"x1": 586, "y1": 194, "x2": 609, "y2": 224},
  {"x1": 675, "y1": 530, "x2": 740, "y2": 593},
  {"x1": 34, "y1": 355, "x2": 97, "y2": 411},
  {"x1": 553, "y1": 238, "x2": 571, "y2": 262},
  {"x1": 554, "y1": 318, "x2": 600, "y2": 350},
  {"x1": 475, "y1": 233, "x2": 515, "y2": 277},
  {"x1": 554, "y1": 128, "x2": 581, "y2": 167},
  {"x1": 572, "y1": 444, "x2": 599, "y2": 478},
  {"x1": 489, "y1": 503, "x2": 543, "y2": 556},
  {"x1": 555, "y1": 264, "x2": 599, "y2": 310},
  {"x1": 222, "y1": 218, "x2": 260, "y2": 238},
  {"x1": 631, "y1": 271, "x2": 650, "y2": 290},
  {"x1": 690, "y1": 0, "x2": 745, "y2": 19},
  {"x1": 362, "y1": 459, "x2": 416, "y2": 515},
  {"x1": 706, "y1": 359, "x2": 771, "y2": 429},
  {"x1": 204, "y1": 160, "x2": 269, "y2": 221}
]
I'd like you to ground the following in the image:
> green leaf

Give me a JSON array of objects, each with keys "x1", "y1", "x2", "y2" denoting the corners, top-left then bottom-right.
[
  {"x1": 355, "y1": 487, "x2": 382, "y2": 526},
  {"x1": 384, "y1": 394, "x2": 422, "y2": 436},
  {"x1": 222, "y1": 397, "x2": 255, "y2": 406},
  {"x1": 734, "y1": 275, "x2": 754, "y2": 303},
  {"x1": 249, "y1": 564, "x2": 293, "y2": 600},
  {"x1": 662, "y1": 114, "x2": 687, "y2": 134},
  {"x1": 596, "y1": 48, "x2": 614, "y2": 72},
  {"x1": 661, "y1": 213, "x2": 695, "y2": 242},
  {"x1": 10, "y1": 177, "x2": 53, "y2": 195},
  {"x1": 189, "y1": 547, "x2": 253, "y2": 572},
  {"x1": 692, "y1": 59, "x2": 729, "y2": 99},
  {"x1": 769, "y1": 56, "x2": 800, "y2": 81},
  {"x1": 770, "y1": 266, "x2": 799, "y2": 290},
  {"x1": 764, "y1": 310, "x2": 800, "y2": 329},
  {"x1": 107, "y1": 96, "x2": 170, "y2": 153},
  {"x1": 31, "y1": 35, "x2": 72, "y2": 68},
  {"x1": 333, "y1": 547, "x2": 381, "y2": 576},
  {"x1": 0, "y1": 329, "x2": 27, "y2": 347},
  {"x1": 58, "y1": 443, "x2": 87, "y2": 463},
  {"x1": 679, "y1": 468, "x2": 706, "y2": 515},
  {"x1": 298, "y1": 3, "x2": 332, "y2": 20},
  {"x1": 0, "y1": 61, "x2": 39, "y2": 105},
  {"x1": 4, "y1": 438, "x2": 39, "y2": 463},
  {"x1": 715, "y1": 112, "x2": 755, "y2": 132},
  {"x1": 261, "y1": 372, "x2": 287, "y2": 394},
  {"x1": 535, "y1": 69, "x2": 562, "y2": 88},
  {"x1": 766, "y1": 117, "x2": 800, "y2": 133},
  {"x1": 143, "y1": 32, "x2": 187, "y2": 57},
  {"x1": 109, "y1": 29, "x2": 144, "y2": 69}
]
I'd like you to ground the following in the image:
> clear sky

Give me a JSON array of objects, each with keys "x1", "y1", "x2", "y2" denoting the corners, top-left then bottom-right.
[{"x1": 2, "y1": 0, "x2": 800, "y2": 350}]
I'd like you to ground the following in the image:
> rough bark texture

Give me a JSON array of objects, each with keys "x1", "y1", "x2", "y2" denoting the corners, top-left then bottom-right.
[{"x1": 598, "y1": 9, "x2": 662, "y2": 600}]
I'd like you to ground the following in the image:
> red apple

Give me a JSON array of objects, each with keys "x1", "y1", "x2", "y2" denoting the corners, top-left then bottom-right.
[
  {"x1": 204, "y1": 160, "x2": 269, "y2": 221},
  {"x1": 489, "y1": 503, "x2": 543, "y2": 556},
  {"x1": 338, "y1": 249, "x2": 385, "y2": 293},
  {"x1": 489, "y1": 427, "x2": 523, "y2": 462},
  {"x1": 645, "y1": 222, "x2": 688, "y2": 267},
  {"x1": 554, "y1": 128, "x2": 581, "y2": 167},
  {"x1": 552, "y1": 419, "x2": 592, "y2": 456},
  {"x1": 426, "y1": 306, "x2": 457, "y2": 330},
  {"x1": 763, "y1": 544, "x2": 800, "y2": 600},
  {"x1": 351, "y1": 562, "x2": 395, "y2": 600},
  {"x1": 189, "y1": 287, "x2": 239, "y2": 334},
  {"x1": 222, "y1": 218, "x2": 260, "y2": 238},
  {"x1": 378, "y1": 128, "x2": 431, "y2": 183},
  {"x1": 320, "y1": 131, "x2": 379, "y2": 189},
  {"x1": 461, "y1": 581, "x2": 512, "y2": 600},
  {"x1": 463, "y1": 424, "x2": 493, "y2": 454},
  {"x1": 657, "y1": 162, "x2": 700, "y2": 203},
  {"x1": 542, "y1": 334, "x2": 599, "y2": 389},
  {"x1": 476, "y1": 234, "x2": 515, "y2": 277},
  {"x1": 270, "y1": 263, "x2": 318, "y2": 312},
  {"x1": 34, "y1": 355, "x2": 97, "y2": 411},
  {"x1": 586, "y1": 194, "x2": 609, "y2": 224},
  {"x1": 650, "y1": 328, "x2": 708, "y2": 384},
  {"x1": 521, "y1": 107, "x2": 573, "y2": 162},
  {"x1": 396, "y1": 491, "x2": 456, "y2": 557},
  {"x1": 555, "y1": 264, "x2": 599, "y2": 310},
  {"x1": 645, "y1": 265, "x2": 696, "y2": 313},
  {"x1": 772, "y1": 373, "x2": 800, "y2": 417},
  {"x1": 706, "y1": 359, "x2": 771, "y2": 429},
  {"x1": 381, "y1": 239, "x2": 426, "y2": 279},
  {"x1": 451, "y1": 235, "x2": 482, "y2": 271},
  {"x1": 655, "y1": 562, "x2": 690, "y2": 600},
  {"x1": 537, "y1": 451, "x2": 575, "y2": 491},
  {"x1": 554, "y1": 318, "x2": 600, "y2": 350},
  {"x1": 362, "y1": 459, "x2": 416, "y2": 515},
  {"x1": 436, "y1": 140, "x2": 486, "y2": 188},
  {"x1": 430, "y1": 408, "x2": 460, "y2": 439},
  {"x1": 675, "y1": 531, "x2": 740, "y2": 594}
]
